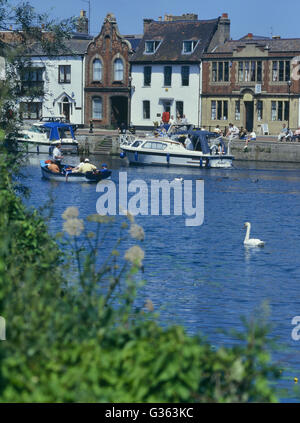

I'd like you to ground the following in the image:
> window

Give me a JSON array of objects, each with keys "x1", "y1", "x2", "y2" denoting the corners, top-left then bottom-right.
[
  {"x1": 142, "y1": 141, "x2": 167, "y2": 150},
  {"x1": 212, "y1": 61, "x2": 229, "y2": 82},
  {"x1": 144, "y1": 40, "x2": 161, "y2": 54},
  {"x1": 58, "y1": 65, "x2": 71, "y2": 83},
  {"x1": 271, "y1": 101, "x2": 289, "y2": 121},
  {"x1": 93, "y1": 59, "x2": 102, "y2": 81},
  {"x1": 176, "y1": 101, "x2": 184, "y2": 118},
  {"x1": 238, "y1": 61, "x2": 262, "y2": 82},
  {"x1": 211, "y1": 100, "x2": 228, "y2": 120},
  {"x1": 257, "y1": 100, "x2": 263, "y2": 121},
  {"x1": 114, "y1": 58, "x2": 124, "y2": 81},
  {"x1": 20, "y1": 102, "x2": 42, "y2": 119},
  {"x1": 181, "y1": 66, "x2": 189, "y2": 86},
  {"x1": 272, "y1": 60, "x2": 290, "y2": 82},
  {"x1": 182, "y1": 40, "x2": 198, "y2": 54},
  {"x1": 164, "y1": 66, "x2": 172, "y2": 86},
  {"x1": 211, "y1": 101, "x2": 216, "y2": 120},
  {"x1": 235, "y1": 100, "x2": 240, "y2": 120},
  {"x1": 23, "y1": 67, "x2": 43, "y2": 82},
  {"x1": 92, "y1": 97, "x2": 102, "y2": 119},
  {"x1": 143, "y1": 100, "x2": 150, "y2": 119},
  {"x1": 21, "y1": 67, "x2": 44, "y2": 95},
  {"x1": 144, "y1": 66, "x2": 151, "y2": 86}
]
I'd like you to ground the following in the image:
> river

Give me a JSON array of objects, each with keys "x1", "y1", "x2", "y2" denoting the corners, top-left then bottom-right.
[{"x1": 22, "y1": 154, "x2": 300, "y2": 402}]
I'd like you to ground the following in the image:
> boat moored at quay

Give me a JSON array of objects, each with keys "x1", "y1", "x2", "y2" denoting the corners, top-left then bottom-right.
[
  {"x1": 119, "y1": 125, "x2": 234, "y2": 168},
  {"x1": 16, "y1": 121, "x2": 79, "y2": 155}
]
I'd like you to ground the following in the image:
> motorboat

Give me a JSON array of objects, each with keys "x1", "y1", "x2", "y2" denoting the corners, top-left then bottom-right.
[
  {"x1": 40, "y1": 160, "x2": 111, "y2": 183},
  {"x1": 16, "y1": 122, "x2": 79, "y2": 154},
  {"x1": 119, "y1": 126, "x2": 234, "y2": 168}
]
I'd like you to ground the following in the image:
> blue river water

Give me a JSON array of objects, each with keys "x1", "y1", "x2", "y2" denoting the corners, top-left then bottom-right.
[{"x1": 22, "y1": 153, "x2": 300, "y2": 402}]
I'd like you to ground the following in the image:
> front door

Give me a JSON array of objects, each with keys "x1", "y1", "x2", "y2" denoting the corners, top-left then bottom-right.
[
  {"x1": 62, "y1": 97, "x2": 70, "y2": 121},
  {"x1": 110, "y1": 96, "x2": 128, "y2": 129},
  {"x1": 244, "y1": 101, "x2": 254, "y2": 132}
]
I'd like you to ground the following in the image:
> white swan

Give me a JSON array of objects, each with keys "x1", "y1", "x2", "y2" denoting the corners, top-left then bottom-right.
[{"x1": 243, "y1": 222, "x2": 265, "y2": 247}]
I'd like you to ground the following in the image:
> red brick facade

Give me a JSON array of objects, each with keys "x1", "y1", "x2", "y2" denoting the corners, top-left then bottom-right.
[{"x1": 84, "y1": 13, "x2": 132, "y2": 128}]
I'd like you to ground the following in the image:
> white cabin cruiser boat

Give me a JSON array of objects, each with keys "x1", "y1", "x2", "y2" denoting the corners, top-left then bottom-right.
[
  {"x1": 16, "y1": 122, "x2": 79, "y2": 154},
  {"x1": 119, "y1": 127, "x2": 234, "y2": 168}
]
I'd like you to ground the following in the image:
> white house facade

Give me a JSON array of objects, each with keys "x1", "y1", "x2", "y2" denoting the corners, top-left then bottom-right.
[
  {"x1": 18, "y1": 34, "x2": 91, "y2": 125},
  {"x1": 130, "y1": 62, "x2": 201, "y2": 127},
  {"x1": 129, "y1": 14, "x2": 231, "y2": 129}
]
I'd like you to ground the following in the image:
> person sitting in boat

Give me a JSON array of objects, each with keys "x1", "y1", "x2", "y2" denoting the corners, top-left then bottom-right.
[
  {"x1": 76, "y1": 158, "x2": 97, "y2": 174},
  {"x1": 71, "y1": 157, "x2": 85, "y2": 173},
  {"x1": 184, "y1": 135, "x2": 193, "y2": 151},
  {"x1": 47, "y1": 160, "x2": 60, "y2": 173},
  {"x1": 52, "y1": 143, "x2": 63, "y2": 168}
]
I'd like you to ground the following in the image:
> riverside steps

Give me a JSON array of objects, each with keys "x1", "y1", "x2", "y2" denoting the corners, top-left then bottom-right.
[{"x1": 75, "y1": 128, "x2": 300, "y2": 163}]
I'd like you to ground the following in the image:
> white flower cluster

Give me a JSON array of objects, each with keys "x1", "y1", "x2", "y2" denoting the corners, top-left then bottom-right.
[{"x1": 62, "y1": 207, "x2": 84, "y2": 237}]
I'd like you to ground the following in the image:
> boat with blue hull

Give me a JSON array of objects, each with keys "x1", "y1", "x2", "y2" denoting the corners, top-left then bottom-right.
[
  {"x1": 40, "y1": 160, "x2": 111, "y2": 183},
  {"x1": 17, "y1": 122, "x2": 79, "y2": 155}
]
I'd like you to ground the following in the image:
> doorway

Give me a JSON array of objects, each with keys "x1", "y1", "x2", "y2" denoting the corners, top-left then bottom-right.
[
  {"x1": 162, "y1": 100, "x2": 171, "y2": 113},
  {"x1": 244, "y1": 101, "x2": 254, "y2": 131},
  {"x1": 62, "y1": 96, "x2": 70, "y2": 121},
  {"x1": 110, "y1": 96, "x2": 128, "y2": 129}
]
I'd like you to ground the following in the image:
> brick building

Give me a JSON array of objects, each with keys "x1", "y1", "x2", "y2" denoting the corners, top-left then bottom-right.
[
  {"x1": 202, "y1": 33, "x2": 300, "y2": 135},
  {"x1": 84, "y1": 13, "x2": 140, "y2": 128}
]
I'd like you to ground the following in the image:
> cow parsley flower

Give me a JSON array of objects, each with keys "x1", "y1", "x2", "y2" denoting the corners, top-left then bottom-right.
[
  {"x1": 63, "y1": 218, "x2": 84, "y2": 237},
  {"x1": 129, "y1": 224, "x2": 145, "y2": 241},
  {"x1": 124, "y1": 245, "x2": 144, "y2": 267},
  {"x1": 62, "y1": 207, "x2": 79, "y2": 220}
]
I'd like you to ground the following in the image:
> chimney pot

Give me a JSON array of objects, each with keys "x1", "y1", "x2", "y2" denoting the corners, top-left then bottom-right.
[{"x1": 221, "y1": 13, "x2": 228, "y2": 19}]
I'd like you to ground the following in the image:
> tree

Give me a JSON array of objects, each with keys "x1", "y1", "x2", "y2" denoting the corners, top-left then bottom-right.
[{"x1": 0, "y1": 0, "x2": 75, "y2": 135}]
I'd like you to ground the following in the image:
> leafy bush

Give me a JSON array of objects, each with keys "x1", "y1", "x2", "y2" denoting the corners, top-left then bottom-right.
[{"x1": 0, "y1": 148, "x2": 281, "y2": 403}]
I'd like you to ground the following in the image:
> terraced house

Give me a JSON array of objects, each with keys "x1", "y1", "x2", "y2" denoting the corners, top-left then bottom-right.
[
  {"x1": 129, "y1": 13, "x2": 231, "y2": 129},
  {"x1": 202, "y1": 33, "x2": 300, "y2": 134},
  {"x1": 84, "y1": 13, "x2": 141, "y2": 128}
]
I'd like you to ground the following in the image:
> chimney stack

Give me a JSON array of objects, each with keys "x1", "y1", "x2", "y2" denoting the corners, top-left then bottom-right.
[
  {"x1": 143, "y1": 18, "x2": 153, "y2": 33},
  {"x1": 76, "y1": 9, "x2": 89, "y2": 34}
]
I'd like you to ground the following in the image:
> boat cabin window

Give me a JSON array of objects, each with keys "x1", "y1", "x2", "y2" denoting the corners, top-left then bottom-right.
[
  {"x1": 142, "y1": 141, "x2": 167, "y2": 150},
  {"x1": 132, "y1": 140, "x2": 143, "y2": 147},
  {"x1": 59, "y1": 128, "x2": 72, "y2": 139}
]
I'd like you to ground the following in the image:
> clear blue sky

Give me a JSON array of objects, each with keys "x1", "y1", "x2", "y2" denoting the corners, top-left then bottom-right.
[{"x1": 9, "y1": 0, "x2": 300, "y2": 39}]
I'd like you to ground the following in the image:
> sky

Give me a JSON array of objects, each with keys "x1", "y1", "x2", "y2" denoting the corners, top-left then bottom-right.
[{"x1": 8, "y1": 0, "x2": 300, "y2": 40}]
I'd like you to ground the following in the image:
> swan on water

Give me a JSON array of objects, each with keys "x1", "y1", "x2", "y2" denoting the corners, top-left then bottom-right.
[{"x1": 243, "y1": 222, "x2": 265, "y2": 247}]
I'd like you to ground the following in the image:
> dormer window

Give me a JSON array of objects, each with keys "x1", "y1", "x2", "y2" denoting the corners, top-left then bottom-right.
[
  {"x1": 144, "y1": 40, "x2": 161, "y2": 54},
  {"x1": 182, "y1": 40, "x2": 198, "y2": 54}
]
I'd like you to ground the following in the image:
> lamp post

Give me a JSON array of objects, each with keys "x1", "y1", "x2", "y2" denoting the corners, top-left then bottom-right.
[
  {"x1": 287, "y1": 79, "x2": 291, "y2": 131},
  {"x1": 128, "y1": 75, "x2": 132, "y2": 130}
]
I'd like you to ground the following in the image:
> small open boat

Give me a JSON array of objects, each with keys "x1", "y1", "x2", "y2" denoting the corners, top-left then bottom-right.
[{"x1": 40, "y1": 160, "x2": 111, "y2": 183}]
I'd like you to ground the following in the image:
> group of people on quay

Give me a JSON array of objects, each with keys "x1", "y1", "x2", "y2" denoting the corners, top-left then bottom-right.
[{"x1": 277, "y1": 124, "x2": 300, "y2": 142}]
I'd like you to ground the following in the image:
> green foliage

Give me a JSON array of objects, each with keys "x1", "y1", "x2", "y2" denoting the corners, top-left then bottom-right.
[
  {"x1": 0, "y1": 0, "x2": 75, "y2": 138},
  {"x1": 0, "y1": 148, "x2": 281, "y2": 403}
]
